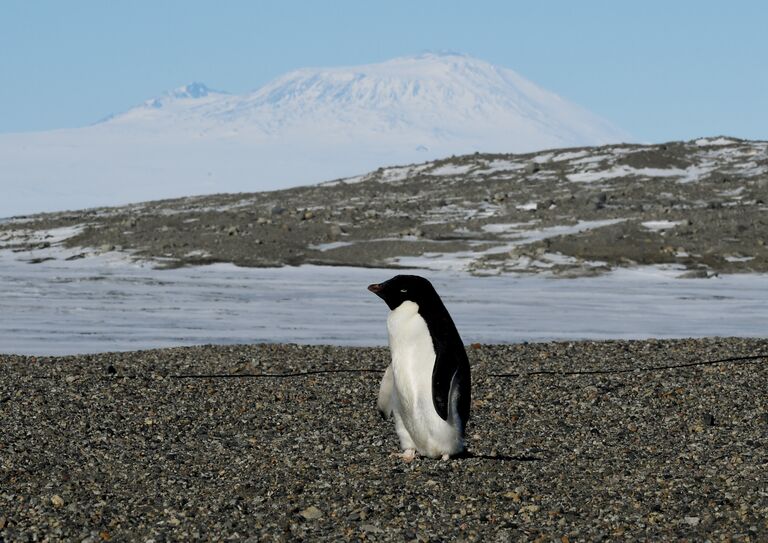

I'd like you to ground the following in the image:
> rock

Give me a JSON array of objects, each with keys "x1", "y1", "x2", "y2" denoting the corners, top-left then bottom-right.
[
  {"x1": 227, "y1": 226, "x2": 240, "y2": 236},
  {"x1": 99, "y1": 244, "x2": 114, "y2": 252},
  {"x1": 677, "y1": 269, "x2": 711, "y2": 279},
  {"x1": 683, "y1": 516, "x2": 700, "y2": 526},
  {"x1": 270, "y1": 206, "x2": 285, "y2": 215},
  {"x1": 702, "y1": 413, "x2": 715, "y2": 426},
  {"x1": 299, "y1": 506, "x2": 323, "y2": 520},
  {"x1": 302, "y1": 210, "x2": 315, "y2": 221},
  {"x1": 329, "y1": 225, "x2": 344, "y2": 238},
  {"x1": 0, "y1": 516, "x2": 5, "y2": 529},
  {"x1": 525, "y1": 162, "x2": 540, "y2": 174},
  {"x1": 51, "y1": 494, "x2": 65, "y2": 507}
]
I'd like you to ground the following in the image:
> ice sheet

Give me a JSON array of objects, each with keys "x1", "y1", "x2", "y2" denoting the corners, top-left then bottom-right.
[{"x1": 1, "y1": 254, "x2": 767, "y2": 356}]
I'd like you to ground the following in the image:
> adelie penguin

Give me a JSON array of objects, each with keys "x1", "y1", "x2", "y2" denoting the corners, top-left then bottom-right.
[{"x1": 368, "y1": 275, "x2": 471, "y2": 461}]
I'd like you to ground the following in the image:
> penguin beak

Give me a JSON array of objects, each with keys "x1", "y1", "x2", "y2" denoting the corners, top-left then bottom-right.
[{"x1": 367, "y1": 283, "x2": 384, "y2": 296}]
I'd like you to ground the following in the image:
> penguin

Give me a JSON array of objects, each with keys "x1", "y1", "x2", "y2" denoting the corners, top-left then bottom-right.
[{"x1": 368, "y1": 275, "x2": 471, "y2": 461}]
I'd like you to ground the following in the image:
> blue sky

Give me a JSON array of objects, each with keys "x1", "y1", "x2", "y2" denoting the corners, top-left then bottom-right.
[{"x1": 2, "y1": 1, "x2": 766, "y2": 142}]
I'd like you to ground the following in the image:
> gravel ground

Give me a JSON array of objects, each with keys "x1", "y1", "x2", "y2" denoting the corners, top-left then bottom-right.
[{"x1": 2, "y1": 338, "x2": 767, "y2": 541}]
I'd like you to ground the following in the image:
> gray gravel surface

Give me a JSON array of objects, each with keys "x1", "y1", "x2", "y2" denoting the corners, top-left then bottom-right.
[{"x1": 2, "y1": 338, "x2": 768, "y2": 541}]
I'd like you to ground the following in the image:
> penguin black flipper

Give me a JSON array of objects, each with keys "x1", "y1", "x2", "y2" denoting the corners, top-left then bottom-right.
[{"x1": 430, "y1": 316, "x2": 471, "y2": 427}]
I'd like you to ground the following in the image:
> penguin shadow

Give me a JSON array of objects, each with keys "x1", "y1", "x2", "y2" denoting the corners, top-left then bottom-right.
[{"x1": 456, "y1": 450, "x2": 541, "y2": 462}]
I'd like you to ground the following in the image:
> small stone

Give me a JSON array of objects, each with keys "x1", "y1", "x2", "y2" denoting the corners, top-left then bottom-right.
[
  {"x1": 759, "y1": 413, "x2": 768, "y2": 425},
  {"x1": 51, "y1": 494, "x2": 65, "y2": 507},
  {"x1": 504, "y1": 491, "x2": 521, "y2": 502},
  {"x1": 99, "y1": 244, "x2": 114, "y2": 252},
  {"x1": 299, "y1": 506, "x2": 323, "y2": 520},
  {"x1": 302, "y1": 210, "x2": 315, "y2": 220},
  {"x1": 702, "y1": 413, "x2": 715, "y2": 426},
  {"x1": 684, "y1": 516, "x2": 700, "y2": 526},
  {"x1": 0, "y1": 516, "x2": 6, "y2": 529}
]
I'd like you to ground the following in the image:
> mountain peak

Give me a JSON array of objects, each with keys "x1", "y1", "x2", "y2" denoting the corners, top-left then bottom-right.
[
  {"x1": 144, "y1": 82, "x2": 226, "y2": 109},
  {"x1": 104, "y1": 54, "x2": 628, "y2": 150},
  {"x1": 170, "y1": 82, "x2": 215, "y2": 99}
]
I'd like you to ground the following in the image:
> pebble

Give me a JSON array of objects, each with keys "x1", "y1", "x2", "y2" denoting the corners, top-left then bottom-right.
[{"x1": 299, "y1": 506, "x2": 323, "y2": 520}]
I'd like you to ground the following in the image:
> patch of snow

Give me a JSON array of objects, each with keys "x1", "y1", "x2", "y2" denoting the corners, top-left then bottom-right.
[
  {"x1": 678, "y1": 164, "x2": 718, "y2": 183},
  {"x1": 532, "y1": 153, "x2": 554, "y2": 164},
  {"x1": 427, "y1": 163, "x2": 476, "y2": 176},
  {"x1": 724, "y1": 255, "x2": 754, "y2": 263},
  {"x1": 508, "y1": 219, "x2": 626, "y2": 245},
  {"x1": 481, "y1": 221, "x2": 539, "y2": 234},
  {"x1": 308, "y1": 241, "x2": 356, "y2": 252},
  {"x1": 695, "y1": 137, "x2": 738, "y2": 146},
  {"x1": 569, "y1": 154, "x2": 613, "y2": 166},
  {"x1": 719, "y1": 187, "x2": 745, "y2": 197},
  {"x1": 552, "y1": 150, "x2": 590, "y2": 162},
  {"x1": 567, "y1": 164, "x2": 717, "y2": 184},
  {"x1": 475, "y1": 159, "x2": 526, "y2": 175},
  {"x1": 641, "y1": 220, "x2": 685, "y2": 232},
  {"x1": 1, "y1": 225, "x2": 89, "y2": 256},
  {"x1": 390, "y1": 219, "x2": 625, "y2": 271},
  {"x1": 516, "y1": 202, "x2": 538, "y2": 211}
]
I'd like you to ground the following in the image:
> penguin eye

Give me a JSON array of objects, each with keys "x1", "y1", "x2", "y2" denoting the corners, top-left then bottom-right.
[{"x1": 400, "y1": 289, "x2": 408, "y2": 293}]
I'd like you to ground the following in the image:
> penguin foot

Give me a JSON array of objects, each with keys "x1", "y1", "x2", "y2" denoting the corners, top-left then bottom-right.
[
  {"x1": 441, "y1": 454, "x2": 450, "y2": 461},
  {"x1": 391, "y1": 449, "x2": 417, "y2": 463}
]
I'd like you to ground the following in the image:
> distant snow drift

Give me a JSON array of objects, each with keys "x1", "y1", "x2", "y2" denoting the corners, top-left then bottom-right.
[{"x1": 0, "y1": 53, "x2": 629, "y2": 218}]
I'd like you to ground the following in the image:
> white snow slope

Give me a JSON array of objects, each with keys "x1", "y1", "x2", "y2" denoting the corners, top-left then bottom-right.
[{"x1": 0, "y1": 53, "x2": 629, "y2": 218}]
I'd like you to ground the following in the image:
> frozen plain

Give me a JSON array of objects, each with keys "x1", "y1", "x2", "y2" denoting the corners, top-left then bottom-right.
[{"x1": 1, "y1": 250, "x2": 766, "y2": 356}]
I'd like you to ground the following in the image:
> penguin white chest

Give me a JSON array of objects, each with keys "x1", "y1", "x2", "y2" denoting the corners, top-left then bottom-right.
[
  {"x1": 386, "y1": 301, "x2": 461, "y2": 457},
  {"x1": 386, "y1": 301, "x2": 436, "y2": 407}
]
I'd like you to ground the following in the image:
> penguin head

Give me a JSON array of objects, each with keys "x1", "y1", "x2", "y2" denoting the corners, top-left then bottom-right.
[{"x1": 367, "y1": 275, "x2": 438, "y2": 311}]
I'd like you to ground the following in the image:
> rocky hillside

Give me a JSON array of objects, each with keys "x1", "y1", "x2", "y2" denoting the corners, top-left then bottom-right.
[{"x1": 1, "y1": 136, "x2": 766, "y2": 277}]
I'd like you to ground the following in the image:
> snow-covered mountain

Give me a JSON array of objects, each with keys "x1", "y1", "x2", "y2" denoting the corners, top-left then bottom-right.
[{"x1": 0, "y1": 53, "x2": 629, "y2": 218}]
